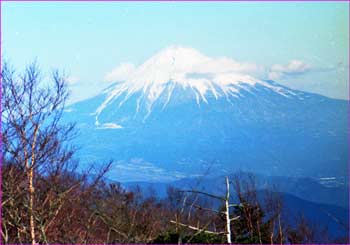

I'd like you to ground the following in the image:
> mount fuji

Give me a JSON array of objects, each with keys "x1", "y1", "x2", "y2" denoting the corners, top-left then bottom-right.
[{"x1": 64, "y1": 46, "x2": 348, "y2": 182}]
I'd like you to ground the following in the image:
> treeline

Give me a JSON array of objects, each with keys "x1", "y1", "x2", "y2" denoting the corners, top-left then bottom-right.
[
  {"x1": 2, "y1": 162, "x2": 336, "y2": 244},
  {"x1": 1, "y1": 63, "x2": 347, "y2": 244}
]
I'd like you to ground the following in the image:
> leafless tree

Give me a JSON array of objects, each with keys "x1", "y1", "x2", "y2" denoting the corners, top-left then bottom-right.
[
  {"x1": 170, "y1": 176, "x2": 240, "y2": 244},
  {"x1": 2, "y1": 62, "x2": 75, "y2": 244}
]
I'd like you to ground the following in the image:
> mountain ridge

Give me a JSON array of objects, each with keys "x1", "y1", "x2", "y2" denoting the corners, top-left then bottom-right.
[{"x1": 63, "y1": 47, "x2": 348, "y2": 181}]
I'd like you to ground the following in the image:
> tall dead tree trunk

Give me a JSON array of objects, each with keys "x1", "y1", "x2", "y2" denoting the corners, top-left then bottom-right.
[
  {"x1": 225, "y1": 176, "x2": 232, "y2": 244},
  {"x1": 28, "y1": 167, "x2": 36, "y2": 245},
  {"x1": 170, "y1": 176, "x2": 239, "y2": 243},
  {"x1": 28, "y1": 123, "x2": 39, "y2": 244}
]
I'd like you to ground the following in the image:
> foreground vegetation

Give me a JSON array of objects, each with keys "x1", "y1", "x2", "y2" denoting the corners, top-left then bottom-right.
[{"x1": 1, "y1": 63, "x2": 347, "y2": 244}]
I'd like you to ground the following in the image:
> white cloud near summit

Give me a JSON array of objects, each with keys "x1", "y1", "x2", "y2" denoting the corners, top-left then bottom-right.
[
  {"x1": 103, "y1": 47, "x2": 316, "y2": 84},
  {"x1": 103, "y1": 47, "x2": 265, "y2": 84},
  {"x1": 66, "y1": 76, "x2": 80, "y2": 85},
  {"x1": 104, "y1": 63, "x2": 136, "y2": 82},
  {"x1": 268, "y1": 60, "x2": 312, "y2": 80}
]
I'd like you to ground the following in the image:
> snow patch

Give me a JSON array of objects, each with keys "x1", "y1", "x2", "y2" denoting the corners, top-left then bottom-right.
[{"x1": 96, "y1": 122, "x2": 123, "y2": 129}]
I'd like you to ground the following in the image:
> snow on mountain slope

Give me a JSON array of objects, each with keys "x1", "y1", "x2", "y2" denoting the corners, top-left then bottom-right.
[
  {"x1": 63, "y1": 46, "x2": 348, "y2": 181},
  {"x1": 93, "y1": 46, "x2": 298, "y2": 126}
]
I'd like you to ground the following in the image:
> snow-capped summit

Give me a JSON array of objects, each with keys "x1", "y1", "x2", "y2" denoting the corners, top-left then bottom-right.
[
  {"x1": 96, "y1": 46, "x2": 296, "y2": 123},
  {"x1": 125, "y1": 45, "x2": 259, "y2": 92}
]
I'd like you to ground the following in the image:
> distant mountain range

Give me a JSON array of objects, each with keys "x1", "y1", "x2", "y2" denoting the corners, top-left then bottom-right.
[
  {"x1": 123, "y1": 173, "x2": 349, "y2": 209},
  {"x1": 63, "y1": 46, "x2": 348, "y2": 182},
  {"x1": 122, "y1": 174, "x2": 349, "y2": 241}
]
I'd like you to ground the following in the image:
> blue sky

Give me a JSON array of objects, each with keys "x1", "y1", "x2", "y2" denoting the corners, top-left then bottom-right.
[{"x1": 2, "y1": 2, "x2": 349, "y2": 103}]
